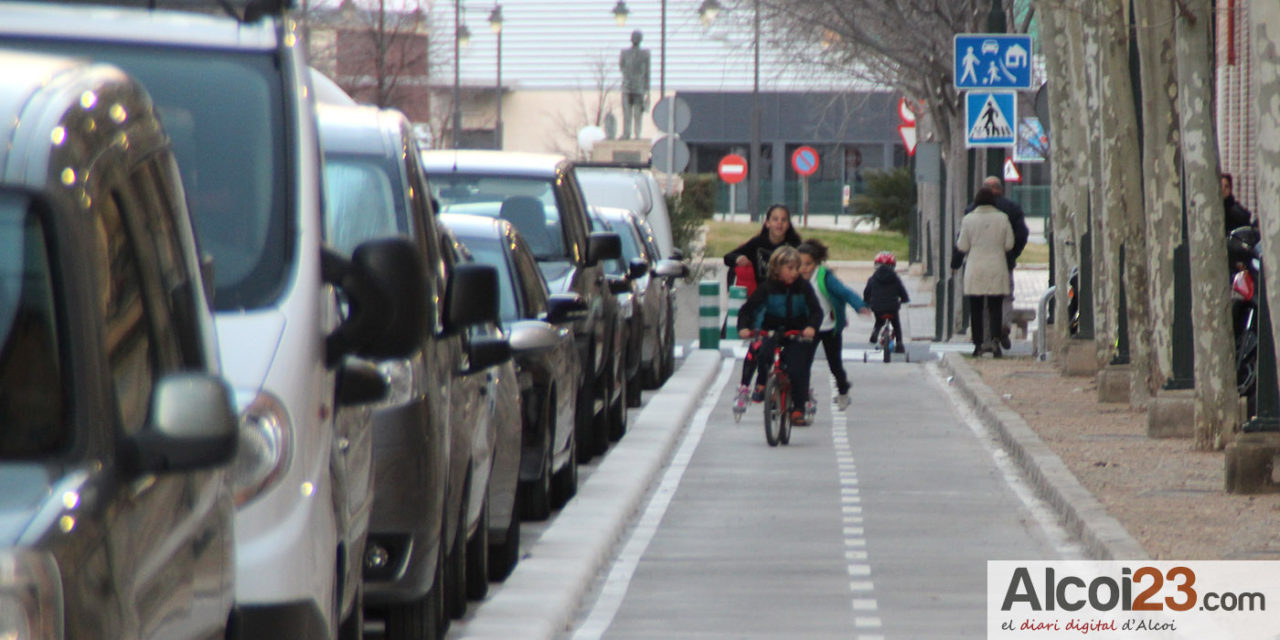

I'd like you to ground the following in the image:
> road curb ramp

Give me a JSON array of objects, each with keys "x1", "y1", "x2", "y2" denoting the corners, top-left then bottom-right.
[{"x1": 939, "y1": 353, "x2": 1150, "y2": 561}]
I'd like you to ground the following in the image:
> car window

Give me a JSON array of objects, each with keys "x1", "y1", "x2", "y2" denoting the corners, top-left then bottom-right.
[
  {"x1": 0, "y1": 193, "x2": 68, "y2": 457},
  {"x1": 404, "y1": 141, "x2": 443, "y2": 333},
  {"x1": 322, "y1": 156, "x2": 403, "y2": 256},
  {"x1": 576, "y1": 170, "x2": 647, "y2": 215},
  {"x1": 430, "y1": 175, "x2": 567, "y2": 261},
  {"x1": 459, "y1": 234, "x2": 519, "y2": 325},
  {"x1": 509, "y1": 235, "x2": 548, "y2": 319},
  {"x1": 635, "y1": 217, "x2": 661, "y2": 262}
]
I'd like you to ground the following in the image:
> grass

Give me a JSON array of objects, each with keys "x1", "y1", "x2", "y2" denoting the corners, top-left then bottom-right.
[
  {"x1": 1019, "y1": 241, "x2": 1050, "y2": 265},
  {"x1": 702, "y1": 220, "x2": 909, "y2": 262}
]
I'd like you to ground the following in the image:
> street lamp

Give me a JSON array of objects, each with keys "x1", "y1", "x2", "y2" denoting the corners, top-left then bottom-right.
[
  {"x1": 489, "y1": 4, "x2": 503, "y2": 150},
  {"x1": 612, "y1": 0, "x2": 629, "y2": 26},
  {"x1": 453, "y1": 0, "x2": 469, "y2": 148}
]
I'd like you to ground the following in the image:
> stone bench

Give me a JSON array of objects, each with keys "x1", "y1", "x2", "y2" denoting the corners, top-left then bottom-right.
[{"x1": 1010, "y1": 308, "x2": 1036, "y2": 339}]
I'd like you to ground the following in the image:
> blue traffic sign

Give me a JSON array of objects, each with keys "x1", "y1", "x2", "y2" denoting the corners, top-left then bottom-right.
[
  {"x1": 954, "y1": 34, "x2": 1033, "y2": 90},
  {"x1": 965, "y1": 91, "x2": 1017, "y2": 148}
]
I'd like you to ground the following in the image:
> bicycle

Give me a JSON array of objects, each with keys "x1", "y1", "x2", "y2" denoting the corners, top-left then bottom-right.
[
  {"x1": 733, "y1": 331, "x2": 815, "y2": 426},
  {"x1": 865, "y1": 312, "x2": 908, "y2": 364},
  {"x1": 752, "y1": 329, "x2": 811, "y2": 447}
]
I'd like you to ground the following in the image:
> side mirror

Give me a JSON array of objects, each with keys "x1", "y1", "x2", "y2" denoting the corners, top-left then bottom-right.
[
  {"x1": 323, "y1": 238, "x2": 428, "y2": 366},
  {"x1": 544, "y1": 293, "x2": 588, "y2": 325},
  {"x1": 653, "y1": 258, "x2": 687, "y2": 279},
  {"x1": 627, "y1": 259, "x2": 649, "y2": 280},
  {"x1": 608, "y1": 276, "x2": 632, "y2": 296},
  {"x1": 444, "y1": 263, "x2": 500, "y2": 334},
  {"x1": 670, "y1": 248, "x2": 685, "y2": 261},
  {"x1": 124, "y1": 373, "x2": 238, "y2": 474},
  {"x1": 509, "y1": 320, "x2": 560, "y2": 354},
  {"x1": 466, "y1": 335, "x2": 512, "y2": 372},
  {"x1": 336, "y1": 359, "x2": 389, "y2": 407},
  {"x1": 586, "y1": 232, "x2": 622, "y2": 266}
]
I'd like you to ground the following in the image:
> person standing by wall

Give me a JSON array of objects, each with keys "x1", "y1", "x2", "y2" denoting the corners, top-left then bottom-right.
[{"x1": 954, "y1": 186, "x2": 1014, "y2": 357}]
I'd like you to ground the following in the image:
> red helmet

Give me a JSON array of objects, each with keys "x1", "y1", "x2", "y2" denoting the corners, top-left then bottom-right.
[{"x1": 874, "y1": 251, "x2": 896, "y2": 267}]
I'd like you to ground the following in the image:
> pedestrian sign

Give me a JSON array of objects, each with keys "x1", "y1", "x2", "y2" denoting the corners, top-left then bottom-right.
[
  {"x1": 966, "y1": 91, "x2": 1016, "y2": 148},
  {"x1": 954, "y1": 34, "x2": 1033, "y2": 90}
]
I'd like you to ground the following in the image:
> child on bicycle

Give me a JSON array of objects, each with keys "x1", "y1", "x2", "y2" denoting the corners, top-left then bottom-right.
[
  {"x1": 797, "y1": 240, "x2": 873, "y2": 411},
  {"x1": 736, "y1": 246, "x2": 821, "y2": 426},
  {"x1": 863, "y1": 251, "x2": 910, "y2": 353}
]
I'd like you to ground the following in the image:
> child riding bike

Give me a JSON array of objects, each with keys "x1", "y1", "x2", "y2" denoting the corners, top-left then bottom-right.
[
  {"x1": 736, "y1": 246, "x2": 821, "y2": 426},
  {"x1": 797, "y1": 240, "x2": 873, "y2": 410},
  {"x1": 863, "y1": 251, "x2": 910, "y2": 353}
]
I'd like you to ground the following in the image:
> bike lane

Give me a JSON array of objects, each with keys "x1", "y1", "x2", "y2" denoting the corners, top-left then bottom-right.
[{"x1": 568, "y1": 358, "x2": 1081, "y2": 639}]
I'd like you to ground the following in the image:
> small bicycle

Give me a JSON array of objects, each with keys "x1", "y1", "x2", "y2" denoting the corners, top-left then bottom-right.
[
  {"x1": 755, "y1": 329, "x2": 812, "y2": 447},
  {"x1": 865, "y1": 312, "x2": 908, "y2": 364},
  {"x1": 732, "y1": 333, "x2": 816, "y2": 426}
]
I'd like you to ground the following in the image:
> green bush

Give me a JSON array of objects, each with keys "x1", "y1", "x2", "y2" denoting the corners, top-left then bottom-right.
[
  {"x1": 850, "y1": 166, "x2": 915, "y2": 233},
  {"x1": 666, "y1": 173, "x2": 716, "y2": 258}
]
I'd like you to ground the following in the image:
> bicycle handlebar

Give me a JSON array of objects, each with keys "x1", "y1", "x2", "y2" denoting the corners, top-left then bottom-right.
[{"x1": 746, "y1": 329, "x2": 812, "y2": 341}]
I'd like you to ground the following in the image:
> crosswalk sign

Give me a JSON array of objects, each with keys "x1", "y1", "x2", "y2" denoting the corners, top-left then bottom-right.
[{"x1": 965, "y1": 91, "x2": 1016, "y2": 148}]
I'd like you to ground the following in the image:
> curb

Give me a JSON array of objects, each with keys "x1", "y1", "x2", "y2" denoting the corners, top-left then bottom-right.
[
  {"x1": 938, "y1": 353, "x2": 1150, "y2": 561},
  {"x1": 456, "y1": 349, "x2": 725, "y2": 639}
]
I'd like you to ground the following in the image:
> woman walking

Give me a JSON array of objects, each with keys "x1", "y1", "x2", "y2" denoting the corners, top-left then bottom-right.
[{"x1": 953, "y1": 186, "x2": 1014, "y2": 357}]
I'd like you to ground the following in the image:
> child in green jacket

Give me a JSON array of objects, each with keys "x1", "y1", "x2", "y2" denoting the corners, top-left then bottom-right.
[{"x1": 798, "y1": 240, "x2": 872, "y2": 410}]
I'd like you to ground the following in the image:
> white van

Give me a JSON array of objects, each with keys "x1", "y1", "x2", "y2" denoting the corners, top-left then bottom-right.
[{"x1": 1, "y1": 2, "x2": 429, "y2": 637}]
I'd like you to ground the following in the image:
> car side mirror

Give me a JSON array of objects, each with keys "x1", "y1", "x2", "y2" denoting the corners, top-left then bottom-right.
[
  {"x1": 628, "y1": 259, "x2": 649, "y2": 280},
  {"x1": 586, "y1": 232, "x2": 622, "y2": 266},
  {"x1": 336, "y1": 359, "x2": 389, "y2": 407},
  {"x1": 543, "y1": 293, "x2": 588, "y2": 325},
  {"x1": 670, "y1": 248, "x2": 685, "y2": 261},
  {"x1": 653, "y1": 258, "x2": 687, "y2": 279},
  {"x1": 323, "y1": 238, "x2": 429, "y2": 366},
  {"x1": 444, "y1": 263, "x2": 500, "y2": 334},
  {"x1": 509, "y1": 320, "x2": 560, "y2": 354},
  {"x1": 466, "y1": 335, "x2": 512, "y2": 372},
  {"x1": 123, "y1": 373, "x2": 238, "y2": 474}
]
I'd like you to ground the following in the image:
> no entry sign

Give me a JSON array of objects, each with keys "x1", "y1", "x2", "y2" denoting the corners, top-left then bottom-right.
[
  {"x1": 791, "y1": 146, "x2": 819, "y2": 176},
  {"x1": 718, "y1": 153, "x2": 747, "y2": 184}
]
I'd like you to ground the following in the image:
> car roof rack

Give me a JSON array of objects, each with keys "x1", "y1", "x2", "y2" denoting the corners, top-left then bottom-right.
[
  {"x1": 7, "y1": 0, "x2": 293, "y2": 22},
  {"x1": 573, "y1": 160, "x2": 652, "y2": 170}
]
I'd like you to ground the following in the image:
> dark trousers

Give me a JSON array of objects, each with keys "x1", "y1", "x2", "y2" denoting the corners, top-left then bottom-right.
[
  {"x1": 753, "y1": 335, "x2": 814, "y2": 410},
  {"x1": 870, "y1": 312, "x2": 904, "y2": 349},
  {"x1": 967, "y1": 295, "x2": 1004, "y2": 346},
  {"x1": 814, "y1": 329, "x2": 851, "y2": 395}
]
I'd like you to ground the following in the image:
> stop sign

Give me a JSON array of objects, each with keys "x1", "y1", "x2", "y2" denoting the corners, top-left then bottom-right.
[{"x1": 718, "y1": 153, "x2": 747, "y2": 184}]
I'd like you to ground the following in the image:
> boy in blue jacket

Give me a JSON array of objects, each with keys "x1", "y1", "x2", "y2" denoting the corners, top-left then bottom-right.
[
  {"x1": 736, "y1": 246, "x2": 821, "y2": 426},
  {"x1": 798, "y1": 240, "x2": 872, "y2": 411}
]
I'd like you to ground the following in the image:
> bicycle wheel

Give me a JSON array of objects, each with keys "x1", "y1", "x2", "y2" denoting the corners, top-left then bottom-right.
[
  {"x1": 778, "y1": 382, "x2": 792, "y2": 446},
  {"x1": 763, "y1": 375, "x2": 782, "y2": 447},
  {"x1": 882, "y1": 330, "x2": 892, "y2": 363}
]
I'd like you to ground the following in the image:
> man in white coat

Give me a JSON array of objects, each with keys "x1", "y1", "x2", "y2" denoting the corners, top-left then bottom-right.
[{"x1": 954, "y1": 186, "x2": 1014, "y2": 357}]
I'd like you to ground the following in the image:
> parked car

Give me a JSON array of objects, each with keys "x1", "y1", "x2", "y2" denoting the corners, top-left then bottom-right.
[
  {"x1": 592, "y1": 205, "x2": 688, "y2": 392},
  {"x1": 574, "y1": 163, "x2": 680, "y2": 260},
  {"x1": 1, "y1": 4, "x2": 433, "y2": 637},
  {"x1": 0, "y1": 51, "x2": 239, "y2": 638},
  {"x1": 317, "y1": 104, "x2": 505, "y2": 638},
  {"x1": 441, "y1": 213, "x2": 587, "y2": 520},
  {"x1": 422, "y1": 151, "x2": 625, "y2": 461},
  {"x1": 588, "y1": 207, "x2": 644, "y2": 413},
  {"x1": 435, "y1": 224, "x2": 523, "y2": 600}
]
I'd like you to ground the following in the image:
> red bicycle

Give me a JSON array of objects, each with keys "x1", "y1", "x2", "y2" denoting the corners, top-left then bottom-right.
[{"x1": 752, "y1": 329, "x2": 809, "y2": 447}]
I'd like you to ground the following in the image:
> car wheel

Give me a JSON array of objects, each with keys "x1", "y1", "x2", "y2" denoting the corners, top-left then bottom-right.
[
  {"x1": 444, "y1": 488, "x2": 468, "y2": 619},
  {"x1": 626, "y1": 366, "x2": 643, "y2": 407},
  {"x1": 519, "y1": 406, "x2": 554, "y2": 521},
  {"x1": 661, "y1": 312, "x2": 676, "y2": 382},
  {"x1": 488, "y1": 500, "x2": 520, "y2": 581},
  {"x1": 590, "y1": 355, "x2": 613, "y2": 456},
  {"x1": 551, "y1": 433, "x2": 578, "y2": 509},
  {"x1": 609, "y1": 366, "x2": 628, "y2": 441},
  {"x1": 381, "y1": 537, "x2": 444, "y2": 640},
  {"x1": 464, "y1": 501, "x2": 489, "y2": 600}
]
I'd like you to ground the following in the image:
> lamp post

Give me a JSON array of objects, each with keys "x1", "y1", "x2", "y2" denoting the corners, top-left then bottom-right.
[
  {"x1": 748, "y1": 0, "x2": 760, "y2": 221},
  {"x1": 489, "y1": 5, "x2": 503, "y2": 150},
  {"x1": 453, "y1": 0, "x2": 470, "y2": 148}
]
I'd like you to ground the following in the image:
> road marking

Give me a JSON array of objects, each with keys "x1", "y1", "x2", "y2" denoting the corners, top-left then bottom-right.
[{"x1": 572, "y1": 360, "x2": 736, "y2": 640}]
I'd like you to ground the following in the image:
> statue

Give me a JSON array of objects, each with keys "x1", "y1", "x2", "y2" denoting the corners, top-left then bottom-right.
[{"x1": 619, "y1": 29, "x2": 650, "y2": 140}]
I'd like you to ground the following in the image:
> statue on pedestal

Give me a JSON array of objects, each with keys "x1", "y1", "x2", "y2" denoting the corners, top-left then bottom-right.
[{"x1": 619, "y1": 30, "x2": 650, "y2": 140}]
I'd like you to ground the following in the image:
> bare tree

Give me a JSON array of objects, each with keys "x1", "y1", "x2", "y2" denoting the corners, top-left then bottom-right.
[{"x1": 547, "y1": 55, "x2": 620, "y2": 159}]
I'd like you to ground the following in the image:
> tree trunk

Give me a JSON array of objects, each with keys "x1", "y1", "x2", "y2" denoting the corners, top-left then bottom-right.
[
  {"x1": 1253, "y1": 1, "x2": 1280, "y2": 426},
  {"x1": 1176, "y1": 0, "x2": 1237, "y2": 449},
  {"x1": 1080, "y1": 2, "x2": 1117, "y2": 367},
  {"x1": 1099, "y1": 0, "x2": 1151, "y2": 408},
  {"x1": 1133, "y1": 0, "x2": 1182, "y2": 395},
  {"x1": 1036, "y1": 0, "x2": 1078, "y2": 350}
]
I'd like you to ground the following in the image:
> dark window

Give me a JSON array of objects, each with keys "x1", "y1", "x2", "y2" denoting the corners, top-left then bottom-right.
[
  {"x1": 97, "y1": 194, "x2": 158, "y2": 436},
  {"x1": 0, "y1": 193, "x2": 68, "y2": 456},
  {"x1": 510, "y1": 235, "x2": 548, "y2": 319}
]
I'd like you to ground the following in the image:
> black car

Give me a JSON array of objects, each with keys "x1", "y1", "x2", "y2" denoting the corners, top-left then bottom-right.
[
  {"x1": 0, "y1": 51, "x2": 239, "y2": 638},
  {"x1": 441, "y1": 213, "x2": 587, "y2": 519},
  {"x1": 422, "y1": 151, "x2": 625, "y2": 461}
]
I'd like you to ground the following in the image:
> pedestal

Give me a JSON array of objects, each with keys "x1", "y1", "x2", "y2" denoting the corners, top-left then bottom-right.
[
  {"x1": 1096, "y1": 364, "x2": 1130, "y2": 403},
  {"x1": 1225, "y1": 431, "x2": 1280, "y2": 494},
  {"x1": 1060, "y1": 338, "x2": 1100, "y2": 377},
  {"x1": 1147, "y1": 388, "x2": 1194, "y2": 439},
  {"x1": 590, "y1": 139, "x2": 651, "y2": 163}
]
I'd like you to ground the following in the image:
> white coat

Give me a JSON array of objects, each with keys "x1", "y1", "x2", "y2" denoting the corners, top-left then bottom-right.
[{"x1": 956, "y1": 204, "x2": 1014, "y2": 295}]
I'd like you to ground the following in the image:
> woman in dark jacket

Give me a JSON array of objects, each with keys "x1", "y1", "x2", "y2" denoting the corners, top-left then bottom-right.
[{"x1": 723, "y1": 204, "x2": 803, "y2": 290}]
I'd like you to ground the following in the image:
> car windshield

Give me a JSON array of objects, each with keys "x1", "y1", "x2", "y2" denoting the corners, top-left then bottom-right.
[
  {"x1": 6, "y1": 39, "x2": 289, "y2": 311},
  {"x1": 322, "y1": 155, "x2": 406, "y2": 255},
  {"x1": 455, "y1": 234, "x2": 519, "y2": 324},
  {"x1": 576, "y1": 170, "x2": 647, "y2": 214},
  {"x1": 429, "y1": 175, "x2": 567, "y2": 261}
]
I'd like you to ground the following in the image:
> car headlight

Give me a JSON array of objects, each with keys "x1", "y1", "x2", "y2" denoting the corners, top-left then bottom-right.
[
  {"x1": 0, "y1": 548, "x2": 63, "y2": 640},
  {"x1": 230, "y1": 392, "x2": 293, "y2": 507},
  {"x1": 375, "y1": 358, "x2": 416, "y2": 410}
]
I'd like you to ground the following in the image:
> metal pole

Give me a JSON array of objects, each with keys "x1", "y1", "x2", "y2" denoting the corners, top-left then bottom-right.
[
  {"x1": 453, "y1": 0, "x2": 463, "y2": 148},
  {"x1": 747, "y1": 0, "x2": 761, "y2": 221},
  {"x1": 660, "y1": 0, "x2": 666, "y2": 100},
  {"x1": 495, "y1": 13, "x2": 502, "y2": 149}
]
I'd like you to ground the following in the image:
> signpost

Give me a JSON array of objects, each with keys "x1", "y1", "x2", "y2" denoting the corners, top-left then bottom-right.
[
  {"x1": 953, "y1": 34, "x2": 1033, "y2": 90},
  {"x1": 965, "y1": 91, "x2": 1017, "y2": 148},
  {"x1": 791, "y1": 146, "x2": 819, "y2": 226},
  {"x1": 718, "y1": 153, "x2": 747, "y2": 218}
]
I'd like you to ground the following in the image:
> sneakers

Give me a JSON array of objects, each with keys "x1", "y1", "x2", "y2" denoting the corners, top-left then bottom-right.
[
  {"x1": 835, "y1": 393, "x2": 851, "y2": 411},
  {"x1": 750, "y1": 385, "x2": 765, "y2": 403},
  {"x1": 999, "y1": 333, "x2": 1012, "y2": 350},
  {"x1": 734, "y1": 385, "x2": 750, "y2": 411},
  {"x1": 790, "y1": 410, "x2": 807, "y2": 426},
  {"x1": 894, "y1": 345, "x2": 906, "y2": 354}
]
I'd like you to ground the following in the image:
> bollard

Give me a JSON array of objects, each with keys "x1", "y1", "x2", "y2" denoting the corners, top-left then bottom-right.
[
  {"x1": 726, "y1": 285, "x2": 748, "y2": 336},
  {"x1": 699, "y1": 280, "x2": 721, "y2": 349}
]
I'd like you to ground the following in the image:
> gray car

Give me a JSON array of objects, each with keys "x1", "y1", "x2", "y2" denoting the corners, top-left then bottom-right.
[{"x1": 0, "y1": 51, "x2": 239, "y2": 638}]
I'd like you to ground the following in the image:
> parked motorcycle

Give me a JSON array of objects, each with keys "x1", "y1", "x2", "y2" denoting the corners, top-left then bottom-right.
[
  {"x1": 1228, "y1": 225, "x2": 1261, "y2": 399},
  {"x1": 1066, "y1": 265, "x2": 1080, "y2": 336}
]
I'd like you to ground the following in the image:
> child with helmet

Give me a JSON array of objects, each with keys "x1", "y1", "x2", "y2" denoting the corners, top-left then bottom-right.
[{"x1": 863, "y1": 251, "x2": 911, "y2": 353}]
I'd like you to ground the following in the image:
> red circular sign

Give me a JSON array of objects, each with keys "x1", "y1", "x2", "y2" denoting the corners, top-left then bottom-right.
[
  {"x1": 718, "y1": 153, "x2": 748, "y2": 184},
  {"x1": 791, "y1": 146, "x2": 819, "y2": 177}
]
